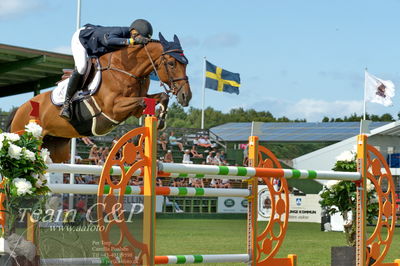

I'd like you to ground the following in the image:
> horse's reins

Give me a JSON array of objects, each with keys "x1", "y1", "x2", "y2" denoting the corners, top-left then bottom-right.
[{"x1": 144, "y1": 45, "x2": 188, "y2": 96}]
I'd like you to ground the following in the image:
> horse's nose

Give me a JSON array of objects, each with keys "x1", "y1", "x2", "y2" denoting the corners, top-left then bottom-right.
[{"x1": 181, "y1": 92, "x2": 189, "y2": 107}]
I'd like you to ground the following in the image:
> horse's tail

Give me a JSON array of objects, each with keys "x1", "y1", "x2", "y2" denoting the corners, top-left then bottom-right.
[{"x1": 6, "y1": 108, "x2": 18, "y2": 132}]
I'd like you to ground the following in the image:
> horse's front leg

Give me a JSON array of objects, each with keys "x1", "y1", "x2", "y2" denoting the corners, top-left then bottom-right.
[
  {"x1": 111, "y1": 96, "x2": 147, "y2": 121},
  {"x1": 146, "y1": 92, "x2": 169, "y2": 130}
]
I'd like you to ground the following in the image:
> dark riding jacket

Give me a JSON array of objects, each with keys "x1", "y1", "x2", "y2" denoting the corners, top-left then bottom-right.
[{"x1": 79, "y1": 24, "x2": 131, "y2": 57}]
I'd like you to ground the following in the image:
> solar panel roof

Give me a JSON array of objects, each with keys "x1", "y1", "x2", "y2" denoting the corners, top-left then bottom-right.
[{"x1": 210, "y1": 122, "x2": 390, "y2": 142}]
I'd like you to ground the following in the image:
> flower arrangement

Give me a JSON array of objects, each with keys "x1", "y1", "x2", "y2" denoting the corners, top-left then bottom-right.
[
  {"x1": 319, "y1": 150, "x2": 378, "y2": 246},
  {"x1": 0, "y1": 121, "x2": 51, "y2": 237}
]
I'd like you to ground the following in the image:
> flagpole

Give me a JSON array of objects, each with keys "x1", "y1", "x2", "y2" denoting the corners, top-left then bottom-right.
[
  {"x1": 201, "y1": 57, "x2": 206, "y2": 129},
  {"x1": 363, "y1": 68, "x2": 367, "y2": 120}
]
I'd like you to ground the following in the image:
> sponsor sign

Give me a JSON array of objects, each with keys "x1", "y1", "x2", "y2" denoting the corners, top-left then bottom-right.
[
  {"x1": 217, "y1": 197, "x2": 248, "y2": 213},
  {"x1": 257, "y1": 185, "x2": 321, "y2": 223},
  {"x1": 124, "y1": 195, "x2": 163, "y2": 213}
]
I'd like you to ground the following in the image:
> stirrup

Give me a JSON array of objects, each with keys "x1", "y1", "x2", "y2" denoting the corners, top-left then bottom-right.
[{"x1": 59, "y1": 102, "x2": 72, "y2": 120}]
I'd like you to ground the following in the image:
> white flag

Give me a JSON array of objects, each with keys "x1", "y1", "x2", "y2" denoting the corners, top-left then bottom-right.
[{"x1": 365, "y1": 71, "x2": 395, "y2": 107}]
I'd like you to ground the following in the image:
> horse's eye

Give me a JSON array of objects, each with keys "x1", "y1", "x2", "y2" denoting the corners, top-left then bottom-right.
[{"x1": 167, "y1": 61, "x2": 175, "y2": 67}]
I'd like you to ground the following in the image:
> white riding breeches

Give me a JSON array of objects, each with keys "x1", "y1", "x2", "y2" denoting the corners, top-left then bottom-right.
[{"x1": 71, "y1": 28, "x2": 88, "y2": 75}]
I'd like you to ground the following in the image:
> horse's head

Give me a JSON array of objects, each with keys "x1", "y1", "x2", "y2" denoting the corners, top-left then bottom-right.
[{"x1": 156, "y1": 33, "x2": 192, "y2": 107}]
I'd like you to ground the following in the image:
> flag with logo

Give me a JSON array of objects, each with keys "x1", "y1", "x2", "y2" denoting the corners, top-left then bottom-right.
[
  {"x1": 365, "y1": 71, "x2": 395, "y2": 106},
  {"x1": 205, "y1": 60, "x2": 240, "y2": 95}
]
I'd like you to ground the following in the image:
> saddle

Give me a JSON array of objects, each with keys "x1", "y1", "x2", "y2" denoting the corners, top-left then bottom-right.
[
  {"x1": 52, "y1": 58, "x2": 120, "y2": 137},
  {"x1": 51, "y1": 58, "x2": 101, "y2": 105}
]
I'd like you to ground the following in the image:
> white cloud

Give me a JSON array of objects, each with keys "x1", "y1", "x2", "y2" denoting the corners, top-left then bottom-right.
[
  {"x1": 0, "y1": 0, "x2": 41, "y2": 19},
  {"x1": 247, "y1": 97, "x2": 364, "y2": 122},
  {"x1": 51, "y1": 46, "x2": 72, "y2": 55},
  {"x1": 285, "y1": 99, "x2": 363, "y2": 121}
]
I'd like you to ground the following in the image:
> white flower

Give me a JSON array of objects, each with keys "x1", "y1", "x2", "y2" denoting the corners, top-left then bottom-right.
[
  {"x1": 40, "y1": 148, "x2": 52, "y2": 164},
  {"x1": 13, "y1": 178, "x2": 33, "y2": 196},
  {"x1": 40, "y1": 173, "x2": 49, "y2": 182},
  {"x1": 4, "y1": 133, "x2": 20, "y2": 142},
  {"x1": 326, "y1": 180, "x2": 339, "y2": 189},
  {"x1": 23, "y1": 149, "x2": 36, "y2": 161},
  {"x1": 25, "y1": 122, "x2": 43, "y2": 138},
  {"x1": 8, "y1": 144, "x2": 22, "y2": 159},
  {"x1": 336, "y1": 150, "x2": 355, "y2": 162},
  {"x1": 366, "y1": 179, "x2": 375, "y2": 193}
]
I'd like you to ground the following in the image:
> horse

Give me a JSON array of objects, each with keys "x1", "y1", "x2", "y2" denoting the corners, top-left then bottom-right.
[{"x1": 8, "y1": 33, "x2": 191, "y2": 163}]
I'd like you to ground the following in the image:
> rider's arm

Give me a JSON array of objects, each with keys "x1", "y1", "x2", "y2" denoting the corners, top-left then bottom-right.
[{"x1": 103, "y1": 33, "x2": 133, "y2": 47}]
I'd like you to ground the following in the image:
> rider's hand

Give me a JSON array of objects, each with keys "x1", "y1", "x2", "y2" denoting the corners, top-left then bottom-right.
[{"x1": 134, "y1": 36, "x2": 150, "y2": 45}]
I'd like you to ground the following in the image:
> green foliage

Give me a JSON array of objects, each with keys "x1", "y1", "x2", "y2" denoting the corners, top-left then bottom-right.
[
  {"x1": 323, "y1": 112, "x2": 395, "y2": 122},
  {"x1": 319, "y1": 156, "x2": 378, "y2": 246},
  {"x1": 165, "y1": 103, "x2": 306, "y2": 129}
]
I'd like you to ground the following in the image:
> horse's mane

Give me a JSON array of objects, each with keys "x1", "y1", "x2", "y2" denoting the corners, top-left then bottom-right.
[{"x1": 149, "y1": 39, "x2": 160, "y2": 43}]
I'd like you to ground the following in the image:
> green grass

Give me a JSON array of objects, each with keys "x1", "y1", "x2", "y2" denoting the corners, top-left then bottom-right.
[
  {"x1": 155, "y1": 219, "x2": 400, "y2": 266},
  {"x1": 37, "y1": 219, "x2": 400, "y2": 265}
]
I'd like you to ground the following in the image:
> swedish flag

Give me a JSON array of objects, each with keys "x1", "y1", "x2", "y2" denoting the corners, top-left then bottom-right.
[{"x1": 205, "y1": 60, "x2": 240, "y2": 95}]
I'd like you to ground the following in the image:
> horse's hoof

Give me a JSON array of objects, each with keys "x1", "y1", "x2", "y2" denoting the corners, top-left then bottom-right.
[{"x1": 157, "y1": 120, "x2": 166, "y2": 131}]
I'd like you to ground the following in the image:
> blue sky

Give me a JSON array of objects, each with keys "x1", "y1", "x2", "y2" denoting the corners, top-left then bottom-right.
[{"x1": 1, "y1": 0, "x2": 400, "y2": 122}]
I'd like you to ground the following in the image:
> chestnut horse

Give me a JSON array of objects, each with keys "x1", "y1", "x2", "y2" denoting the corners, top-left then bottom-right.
[{"x1": 8, "y1": 34, "x2": 191, "y2": 163}]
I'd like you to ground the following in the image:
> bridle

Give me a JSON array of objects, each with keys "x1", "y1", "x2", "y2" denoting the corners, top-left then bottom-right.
[
  {"x1": 144, "y1": 45, "x2": 188, "y2": 96},
  {"x1": 98, "y1": 43, "x2": 188, "y2": 97}
]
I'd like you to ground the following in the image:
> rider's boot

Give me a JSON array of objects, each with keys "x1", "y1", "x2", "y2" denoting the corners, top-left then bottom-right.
[{"x1": 59, "y1": 70, "x2": 82, "y2": 121}]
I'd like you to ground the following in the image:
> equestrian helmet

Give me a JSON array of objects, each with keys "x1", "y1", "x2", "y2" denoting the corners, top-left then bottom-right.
[{"x1": 129, "y1": 19, "x2": 153, "y2": 39}]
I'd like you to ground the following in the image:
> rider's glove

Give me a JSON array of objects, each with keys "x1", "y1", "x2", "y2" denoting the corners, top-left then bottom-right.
[{"x1": 134, "y1": 36, "x2": 150, "y2": 45}]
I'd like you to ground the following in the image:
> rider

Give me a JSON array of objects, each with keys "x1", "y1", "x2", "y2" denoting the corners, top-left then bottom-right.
[{"x1": 59, "y1": 19, "x2": 153, "y2": 121}]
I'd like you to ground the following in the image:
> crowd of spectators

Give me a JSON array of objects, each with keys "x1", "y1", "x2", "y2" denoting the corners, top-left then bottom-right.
[
  {"x1": 69, "y1": 132, "x2": 235, "y2": 189},
  {"x1": 157, "y1": 132, "x2": 232, "y2": 189}
]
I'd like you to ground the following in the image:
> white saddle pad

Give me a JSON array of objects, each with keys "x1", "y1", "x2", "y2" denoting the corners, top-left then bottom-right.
[{"x1": 51, "y1": 70, "x2": 102, "y2": 106}]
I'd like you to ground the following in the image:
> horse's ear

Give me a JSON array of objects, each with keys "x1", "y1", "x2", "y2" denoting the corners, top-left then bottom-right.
[
  {"x1": 173, "y1": 34, "x2": 181, "y2": 45},
  {"x1": 159, "y1": 32, "x2": 167, "y2": 45}
]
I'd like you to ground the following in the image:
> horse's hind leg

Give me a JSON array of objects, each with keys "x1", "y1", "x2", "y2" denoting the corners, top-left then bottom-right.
[{"x1": 146, "y1": 92, "x2": 169, "y2": 130}]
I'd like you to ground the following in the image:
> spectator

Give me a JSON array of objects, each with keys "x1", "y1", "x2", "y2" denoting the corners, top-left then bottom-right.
[
  {"x1": 171, "y1": 178, "x2": 184, "y2": 187},
  {"x1": 210, "y1": 178, "x2": 219, "y2": 188},
  {"x1": 101, "y1": 147, "x2": 110, "y2": 162},
  {"x1": 88, "y1": 145, "x2": 100, "y2": 164},
  {"x1": 158, "y1": 132, "x2": 168, "y2": 151},
  {"x1": 97, "y1": 147, "x2": 104, "y2": 163},
  {"x1": 204, "y1": 136, "x2": 217, "y2": 148},
  {"x1": 163, "y1": 150, "x2": 174, "y2": 163},
  {"x1": 169, "y1": 131, "x2": 184, "y2": 152},
  {"x1": 198, "y1": 136, "x2": 212, "y2": 148},
  {"x1": 182, "y1": 149, "x2": 192, "y2": 164},
  {"x1": 190, "y1": 145, "x2": 203, "y2": 158},
  {"x1": 206, "y1": 152, "x2": 214, "y2": 165},
  {"x1": 192, "y1": 136, "x2": 200, "y2": 146},
  {"x1": 220, "y1": 150, "x2": 227, "y2": 164},
  {"x1": 111, "y1": 136, "x2": 119, "y2": 148},
  {"x1": 165, "y1": 197, "x2": 184, "y2": 213},
  {"x1": 75, "y1": 174, "x2": 85, "y2": 184},
  {"x1": 213, "y1": 152, "x2": 222, "y2": 165},
  {"x1": 75, "y1": 154, "x2": 83, "y2": 164},
  {"x1": 243, "y1": 144, "x2": 249, "y2": 166},
  {"x1": 220, "y1": 179, "x2": 231, "y2": 188},
  {"x1": 156, "y1": 177, "x2": 164, "y2": 186},
  {"x1": 193, "y1": 178, "x2": 204, "y2": 188}
]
